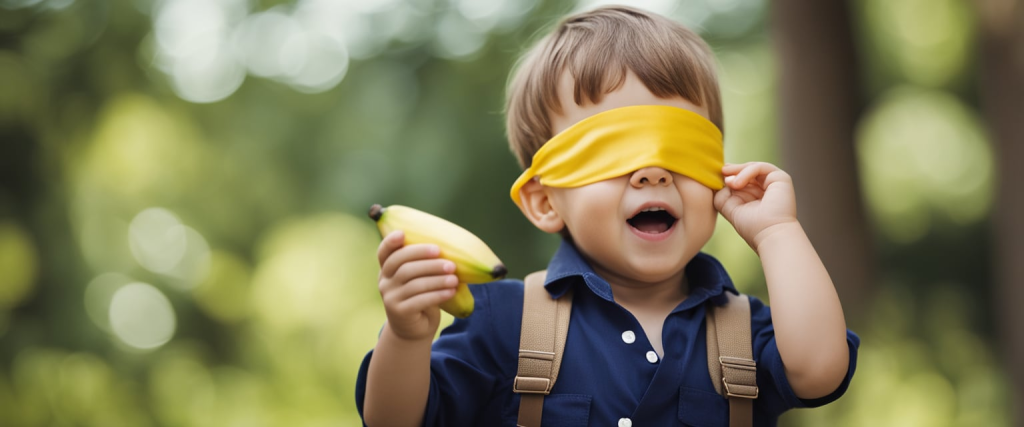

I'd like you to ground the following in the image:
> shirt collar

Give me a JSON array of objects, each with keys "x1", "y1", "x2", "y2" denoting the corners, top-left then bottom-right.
[{"x1": 542, "y1": 240, "x2": 738, "y2": 311}]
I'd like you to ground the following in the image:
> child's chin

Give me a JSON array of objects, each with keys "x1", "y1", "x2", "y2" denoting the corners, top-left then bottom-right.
[{"x1": 624, "y1": 257, "x2": 686, "y2": 280}]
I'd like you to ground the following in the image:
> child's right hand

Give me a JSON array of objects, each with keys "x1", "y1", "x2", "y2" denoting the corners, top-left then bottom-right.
[{"x1": 376, "y1": 230, "x2": 460, "y2": 341}]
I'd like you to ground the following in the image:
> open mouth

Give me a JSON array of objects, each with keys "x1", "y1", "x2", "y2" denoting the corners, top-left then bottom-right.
[{"x1": 627, "y1": 207, "x2": 677, "y2": 234}]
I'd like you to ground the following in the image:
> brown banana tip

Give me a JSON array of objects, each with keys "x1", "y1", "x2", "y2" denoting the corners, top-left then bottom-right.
[
  {"x1": 491, "y1": 264, "x2": 508, "y2": 279},
  {"x1": 368, "y1": 204, "x2": 384, "y2": 221}
]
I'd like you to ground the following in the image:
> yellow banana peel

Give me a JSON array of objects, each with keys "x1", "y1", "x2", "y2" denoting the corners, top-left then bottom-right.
[{"x1": 369, "y1": 204, "x2": 507, "y2": 318}]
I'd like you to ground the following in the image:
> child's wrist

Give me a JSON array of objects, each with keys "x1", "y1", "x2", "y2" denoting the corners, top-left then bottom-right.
[
  {"x1": 382, "y1": 322, "x2": 436, "y2": 346},
  {"x1": 752, "y1": 221, "x2": 803, "y2": 255}
]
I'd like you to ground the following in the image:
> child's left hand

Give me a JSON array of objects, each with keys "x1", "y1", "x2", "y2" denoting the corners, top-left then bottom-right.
[{"x1": 714, "y1": 162, "x2": 799, "y2": 252}]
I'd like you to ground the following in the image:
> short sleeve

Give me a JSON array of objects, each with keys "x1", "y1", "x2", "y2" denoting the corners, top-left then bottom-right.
[
  {"x1": 747, "y1": 295, "x2": 860, "y2": 418},
  {"x1": 354, "y1": 281, "x2": 523, "y2": 426}
]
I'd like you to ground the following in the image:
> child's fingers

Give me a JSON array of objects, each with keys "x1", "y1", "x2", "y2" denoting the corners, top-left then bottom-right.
[
  {"x1": 377, "y1": 230, "x2": 406, "y2": 267},
  {"x1": 395, "y1": 287, "x2": 457, "y2": 316},
  {"x1": 723, "y1": 161, "x2": 781, "y2": 175},
  {"x1": 722, "y1": 162, "x2": 754, "y2": 174},
  {"x1": 380, "y1": 243, "x2": 441, "y2": 280},
  {"x1": 730, "y1": 162, "x2": 780, "y2": 189},
  {"x1": 715, "y1": 181, "x2": 765, "y2": 214},
  {"x1": 713, "y1": 186, "x2": 732, "y2": 212},
  {"x1": 715, "y1": 186, "x2": 748, "y2": 216},
  {"x1": 726, "y1": 183, "x2": 763, "y2": 200},
  {"x1": 731, "y1": 163, "x2": 764, "y2": 188},
  {"x1": 391, "y1": 258, "x2": 456, "y2": 288},
  {"x1": 391, "y1": 274, "x2": 459, "y2": 304},
  {"x1": 762, "y1": 169, "x2": 793, "y2": 188}
]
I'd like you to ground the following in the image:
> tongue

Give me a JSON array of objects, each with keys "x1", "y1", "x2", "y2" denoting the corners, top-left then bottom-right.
[{"x1": 631, "y1": 216, "x2": 669, "y2": 234}]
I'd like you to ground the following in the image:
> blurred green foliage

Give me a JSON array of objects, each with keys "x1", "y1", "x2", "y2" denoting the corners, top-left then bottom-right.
[{"x1": 0, "y1": 0, "x2": 1009, "y2": 425}]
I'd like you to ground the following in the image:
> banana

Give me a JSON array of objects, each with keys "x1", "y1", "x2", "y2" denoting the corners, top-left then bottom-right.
[{"x1": 369, "y1": 204, "x2": 507, "y2": 318}]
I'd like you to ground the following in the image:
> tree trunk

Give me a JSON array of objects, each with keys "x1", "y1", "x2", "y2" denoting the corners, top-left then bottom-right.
[
  {"x1": 770, "y1": 0, "x2": 874, "y2": 315},
  {"x1": 976, "y1": 1, "x2": 1024, "y2": 425}
]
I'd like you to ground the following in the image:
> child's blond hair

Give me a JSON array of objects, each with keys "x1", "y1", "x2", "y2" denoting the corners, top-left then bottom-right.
[{"x1": 506, "y1": 6, "x2": 724, "y2": 169}]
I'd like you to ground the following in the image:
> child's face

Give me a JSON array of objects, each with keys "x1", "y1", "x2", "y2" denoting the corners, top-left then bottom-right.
[{"x1": 545, "y1": 71, "x2": 717, "y2": 284}]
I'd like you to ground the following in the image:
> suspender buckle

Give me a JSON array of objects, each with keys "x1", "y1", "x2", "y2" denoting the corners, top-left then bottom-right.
[
  {"x1": 720, "y1": 356, "x2": 758, "y2": 399},
  {"x1": 513, "y1": 376, "x2": 552, "y2": 394}
]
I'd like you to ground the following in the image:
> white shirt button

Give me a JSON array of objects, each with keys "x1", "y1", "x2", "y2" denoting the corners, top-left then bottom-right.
[
  {"x1": 618, "y1": 417, "x2": 632, "y2": 427},
  {"x1": 621, "y1": 330, "x2": 636, "y2": 344},
  {"x1": 646, "y1": 351, "x2": 659, "y2": 364}
]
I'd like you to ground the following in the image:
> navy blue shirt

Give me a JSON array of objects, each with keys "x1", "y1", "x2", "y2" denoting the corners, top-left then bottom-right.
[{"x1": 356, "y1": 241, "x2": 859, "y2": 426}]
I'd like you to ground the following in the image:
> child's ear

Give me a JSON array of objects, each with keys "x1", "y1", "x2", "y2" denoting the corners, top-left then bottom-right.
[{"x1": 517, "y1": 179, "x2": 565, "y2": 234}]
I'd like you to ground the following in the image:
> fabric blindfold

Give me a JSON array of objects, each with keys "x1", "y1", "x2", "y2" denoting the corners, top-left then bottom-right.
[{"x1": 510, "y1": 105, "x2": 725, "y2": 207}]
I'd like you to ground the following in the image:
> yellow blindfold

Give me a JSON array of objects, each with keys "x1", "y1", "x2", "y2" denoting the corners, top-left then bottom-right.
[{"x1": 510, "y1": 105, "x2": 724, "y2": 207}]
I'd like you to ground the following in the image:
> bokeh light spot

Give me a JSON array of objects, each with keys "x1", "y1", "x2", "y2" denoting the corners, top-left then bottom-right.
[
  {"x1": 250, "y1": 213, "x2": 379, "y2": 333},
  {"x1": 192, "y1": 250, "x2": 251, "y2": 323},
  {"x1": 109, "y1": 282, "x2": 176, "y2": 350},
  {"x1": 79, "y1": 93, "x2": 206, "y2": 201},
  {"x1": 167, "y1": 40, "x2": 246, "y2": 103},
  {"x1": 433, "y1": 12, "x2": 486, "y2": 60},
  {"x1": 129, "y1": 207, "x2": 187, "y2": 274},
  {"x1": 57, "y1": 353, "x2": 113, "y2": 422},
  {"x1": 0, "y1": 221, "x2": 38, "y2": 309},
  {"x1": 164, "y1": 226, "x2": 212, "y2": 290},
  {"x1": 149, "y1": 347, "x2": 215, "y2": 426},
  {"x1": 456, "y1": 0, "x2": 537, "y2": 33},
  {"x1": 84, "y1": 272, "x2": 133, "y2": 333},
  {"x1": 233, "y1": 7, "x2": 300, "y2": 79},
  {"x1": 857, "y1": 86, "x2": 993, "y2": 243},
  {"x1": 862, "y1": 0, "x2": 974, "y2": 88},
  {"x1": 0, "y1": 0, "x2": 43, "y2": 9},
  {"x1": 152, "y1": 0, "x2": 249, "y2": 103},
  {"x1": 279, "y1": 30, "x2": 349, "y2": 93}
]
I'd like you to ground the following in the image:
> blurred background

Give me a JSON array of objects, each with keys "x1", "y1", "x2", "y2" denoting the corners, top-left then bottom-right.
[{"x1": 0, "y1": 0, "x2": 1021, "y2": 425}]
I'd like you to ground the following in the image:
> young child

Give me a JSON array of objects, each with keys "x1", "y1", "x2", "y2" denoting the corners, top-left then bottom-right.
[{"x1": 357, "y1": 6, "x2": 858, "y2": 426}]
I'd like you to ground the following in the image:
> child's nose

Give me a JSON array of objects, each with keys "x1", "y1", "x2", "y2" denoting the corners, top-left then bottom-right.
[{"x1": 630, "y1": 167, "x2": 673, "y2": 187}]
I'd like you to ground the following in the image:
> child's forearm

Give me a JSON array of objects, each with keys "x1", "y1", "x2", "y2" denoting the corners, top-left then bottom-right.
[
  {"x1": 754, "y1": 222, "x2": 850, "y2": 400},
  {"x1": 363, "y1": 323, "x2": 433, "y2": 427}
]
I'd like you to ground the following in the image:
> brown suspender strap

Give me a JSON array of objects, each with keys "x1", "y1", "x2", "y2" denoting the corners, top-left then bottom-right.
[
  {"x1": 515, "y1": 270, "x2": 572, "y2": 427},
  {"x1": 514, "y1": 271, "x2": 751, "y2": 425},
  {"x1": 706, "y1": 291, "x2": 757, "y2": 427}
]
